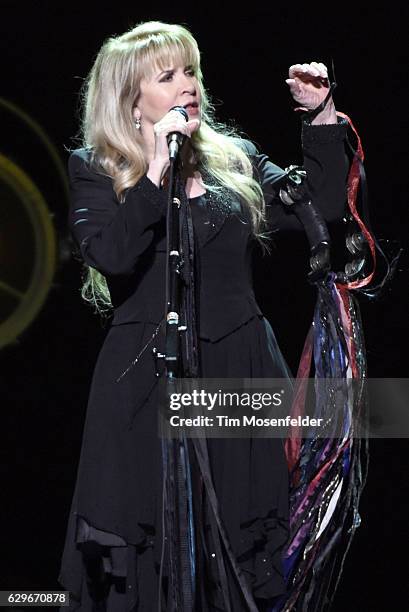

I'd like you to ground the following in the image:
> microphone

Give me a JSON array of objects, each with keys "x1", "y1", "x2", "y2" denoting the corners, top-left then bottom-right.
[{"x1": 167, "y1": 106, "x2": 188, "y2": 160}]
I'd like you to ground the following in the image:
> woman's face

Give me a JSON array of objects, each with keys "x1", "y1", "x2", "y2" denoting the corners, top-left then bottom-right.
[{"x1": 133, "y1": 59, "x2": 201, "y2": 129}]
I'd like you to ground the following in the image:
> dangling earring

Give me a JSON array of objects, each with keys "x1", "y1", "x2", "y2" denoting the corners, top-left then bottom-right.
[{"x1": 134, "y1": 116, "x2": 141, "y2": 130}]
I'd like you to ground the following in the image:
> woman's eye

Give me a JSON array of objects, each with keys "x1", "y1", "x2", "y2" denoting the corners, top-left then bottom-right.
[{"x1": 160, "y1": 69, "x2": 195, "y2": 82}]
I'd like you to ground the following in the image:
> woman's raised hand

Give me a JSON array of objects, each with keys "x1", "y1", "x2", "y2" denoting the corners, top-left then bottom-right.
[{"x1": 285, "y1": 62, "x2": 332, "y2": 112}]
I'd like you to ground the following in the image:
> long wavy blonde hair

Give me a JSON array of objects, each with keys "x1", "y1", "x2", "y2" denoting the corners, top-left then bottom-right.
[{"x1": 76, "y1": 21, "x2": 269, "y2": 314}]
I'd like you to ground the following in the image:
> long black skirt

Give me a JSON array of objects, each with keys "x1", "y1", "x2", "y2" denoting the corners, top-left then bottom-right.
[{"x1": 58, "y1": 315, "x2": 292, "y2": 611}]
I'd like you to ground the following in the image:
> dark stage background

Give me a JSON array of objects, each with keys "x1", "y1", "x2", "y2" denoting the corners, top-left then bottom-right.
[{"x1": 1, "y1": 3, "x2": 408, "y2": 610}]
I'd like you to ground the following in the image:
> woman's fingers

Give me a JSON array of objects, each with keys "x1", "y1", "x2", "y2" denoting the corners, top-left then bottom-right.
[
  {"x1": 285, "y1": 78, "x2": 302, "y2": 95},
  {"x1": 186, "y1": 118, "x2": 200, "y2": 136},
  {"x1": 154, "y1": 113, "x2": 186, "y2": 135},
  {"x1": 154, "y1": 112, "x2": 199, "y2": 138},
  {"x1": 151, "y1": 113, "x2": 200, "y2": 165},
  {"x1": 310, "y1": 62, "x2": 328, "y2": 79},
  {"x1": 288, "y1": 62, "x2": 329, "y2": 81}
]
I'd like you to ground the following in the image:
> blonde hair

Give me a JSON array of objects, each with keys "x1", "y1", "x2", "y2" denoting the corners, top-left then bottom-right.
[{"x1": 76, "y1": 21, "x2": 269, "y2": 314}]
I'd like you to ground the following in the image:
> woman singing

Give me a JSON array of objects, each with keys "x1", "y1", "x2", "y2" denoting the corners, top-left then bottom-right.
[{"x1": 59, "y1": 20, "x2": 349, "y2": 611}]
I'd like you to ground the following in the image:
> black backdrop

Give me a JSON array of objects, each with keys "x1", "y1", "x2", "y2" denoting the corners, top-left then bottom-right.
[{"x1": 1, "y1": 3, "x2": 408, "y2": 610}]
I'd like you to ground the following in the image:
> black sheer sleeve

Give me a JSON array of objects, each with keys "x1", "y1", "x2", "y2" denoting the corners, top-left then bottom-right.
[{"x1": 244, "y1": 116, "x2": 349, "y2": 232}]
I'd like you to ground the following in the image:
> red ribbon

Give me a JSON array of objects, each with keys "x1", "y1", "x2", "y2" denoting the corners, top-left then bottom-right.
[{"x1": 336, "y1": 111, "x2": 376, "y2": 290}]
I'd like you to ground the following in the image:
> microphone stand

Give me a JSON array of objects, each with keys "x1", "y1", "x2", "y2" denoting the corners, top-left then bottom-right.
[
  {"x1": 156, "y1": 130, "x2": 261, "y2": 612},
  {"x1": 158, "y1": 146, "x2": 196, "y2": 612}
]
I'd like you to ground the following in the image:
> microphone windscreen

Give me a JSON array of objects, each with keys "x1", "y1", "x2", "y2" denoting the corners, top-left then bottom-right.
[{"x1": 168, "y1": 106, "x2": 188, "y2": 121}]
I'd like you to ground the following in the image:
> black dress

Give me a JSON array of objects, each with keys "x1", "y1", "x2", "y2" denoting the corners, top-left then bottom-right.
[{"x1": 58, "y1": 119, "x2": 349, "y2": 611}]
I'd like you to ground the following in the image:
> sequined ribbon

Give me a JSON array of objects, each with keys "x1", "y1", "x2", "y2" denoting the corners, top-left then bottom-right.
[{"x1": 273, "y1": 274, "x2": 368, "y2": 612}]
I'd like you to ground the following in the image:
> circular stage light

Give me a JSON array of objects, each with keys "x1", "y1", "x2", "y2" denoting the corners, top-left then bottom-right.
[{"x1": 0, "y1": 153, "x2": 56, "y2": 348}]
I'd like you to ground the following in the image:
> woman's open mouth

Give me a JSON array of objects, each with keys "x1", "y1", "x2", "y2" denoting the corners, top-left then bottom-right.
[{"x1": 184, "y1": 102, "x2": 199, "y2": 116}]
